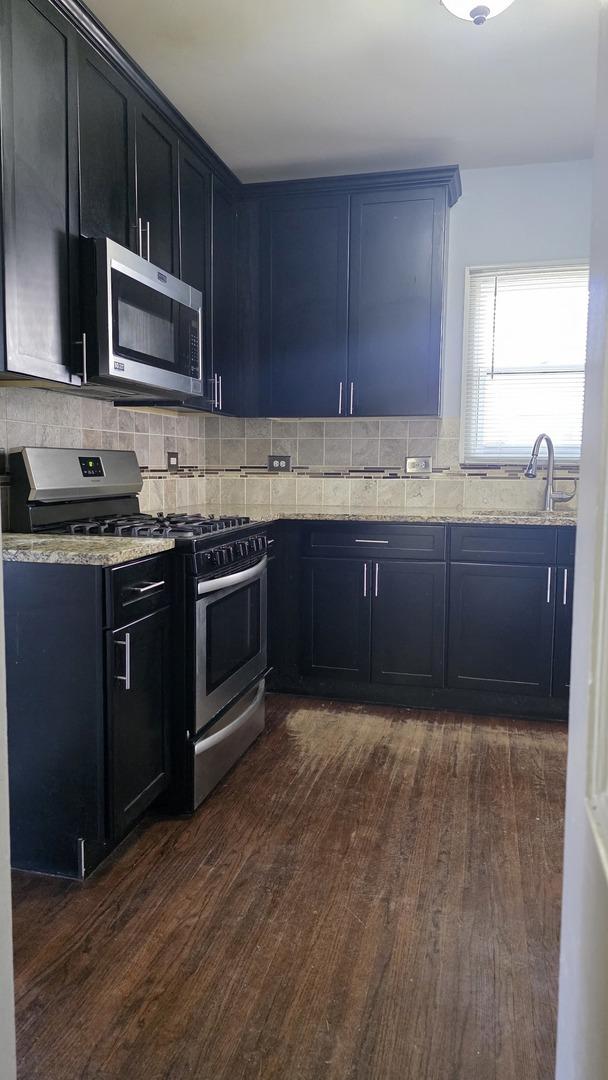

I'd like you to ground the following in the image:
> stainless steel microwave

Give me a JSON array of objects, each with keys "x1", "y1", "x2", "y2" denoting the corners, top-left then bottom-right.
[{"x1": 81, "y1": 238, "x2": 203, "y2": 397}]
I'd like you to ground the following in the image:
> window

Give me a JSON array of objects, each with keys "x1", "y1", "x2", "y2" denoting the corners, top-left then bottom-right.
[{"x1": 460, "y1": 263, "x2": 589, "y2": 464}]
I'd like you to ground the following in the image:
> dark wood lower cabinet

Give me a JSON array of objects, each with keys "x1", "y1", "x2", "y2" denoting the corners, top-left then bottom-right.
[
  {"x1": 553, "y1": 565, "x2": 574, "y2": 698},
  {"x1": 301, "y1": 557, "x2": 371, "y2": 681},
  {"x1": 301, "y1": 556, "x2": 447, "y2": 689},
  {"x1": 371, "y1": 560, "x2": 446, "y2": 687},
  {"x1": 448, "y1": 562, "x2": 556, "y2": 696},
  {"x1": 107, "y1": 606, "x2": 171, "y2": 841}
]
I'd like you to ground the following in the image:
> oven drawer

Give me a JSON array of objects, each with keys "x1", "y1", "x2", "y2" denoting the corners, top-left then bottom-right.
[
  {"x1": 192, "y1": 679, "x2": 265, "y2": 808},
  {"x1": 107, "y1": 554, "x2": 171, "y2": 629}
]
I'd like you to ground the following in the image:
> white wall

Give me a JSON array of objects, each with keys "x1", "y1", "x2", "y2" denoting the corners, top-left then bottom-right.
[{"x1": 443, "y1": 160, "x2": 593, "y2": 417}]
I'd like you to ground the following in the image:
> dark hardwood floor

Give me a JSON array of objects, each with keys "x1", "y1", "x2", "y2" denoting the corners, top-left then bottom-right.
[{"x1": 12, "y1": 695, "x2": 567, "y2": 1080}]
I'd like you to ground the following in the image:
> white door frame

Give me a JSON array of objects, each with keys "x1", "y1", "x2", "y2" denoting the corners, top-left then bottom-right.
[
  {"x1": 556, "y1": 2, "x2": 608, "y2": 1076},
  {"x1": 0, "y1": 521, "x2": 16, "y2": 1076}
]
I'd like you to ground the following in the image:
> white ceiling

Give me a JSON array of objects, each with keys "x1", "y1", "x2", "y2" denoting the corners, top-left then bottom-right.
[{"x1": 86, "y1": 0, "x2": 599, "y2": 182}]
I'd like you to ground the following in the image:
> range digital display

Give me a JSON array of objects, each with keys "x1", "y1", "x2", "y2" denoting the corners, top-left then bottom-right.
[{"x1": 79, "y1": 456, "x2": 104, "y2": 478}]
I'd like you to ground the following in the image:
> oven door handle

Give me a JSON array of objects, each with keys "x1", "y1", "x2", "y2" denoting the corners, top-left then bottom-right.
[
  {"x1": 194, "y1": 681, "x2": 265, "y2": 754},
  {"x1": 197, "y1": 556, "x2": 267, "y2": 596}
]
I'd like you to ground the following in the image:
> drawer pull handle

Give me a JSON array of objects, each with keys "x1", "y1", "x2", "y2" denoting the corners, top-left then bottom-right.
[
  {"x1": 563, "y1": 567, "x2": 569, "y2": 606},
  {"x1": 127, "y1": 580, "x2": 165, "y2": 596},
  {"x1": 354, "y1": 539, "x2": 389, "y2": 545},
  {"x1": 546, "y1": 567, "x2": 552, "y2": 604}
]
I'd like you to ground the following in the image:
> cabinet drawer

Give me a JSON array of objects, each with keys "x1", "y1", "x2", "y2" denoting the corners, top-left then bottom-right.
[
  {"x1": 106, "y1": 554, "x2": 171, "y2": 629},
  {"x1": 450, "y1": 525, "x2": 557, "y2": 566},
  {"x1": 305, "y1": 523, "x2": 446, "y2": 561},
  {"x1": 556, "y1": 527, "x2": 576, "y2": 567}
]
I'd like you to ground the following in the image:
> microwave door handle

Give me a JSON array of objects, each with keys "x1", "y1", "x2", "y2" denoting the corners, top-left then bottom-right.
[
  {"x1": 197, "y1": 556, "x2": 267, "y2": 596},
  {"x1": 194, "y1": 681, "x2": 265, "y2": 755}
]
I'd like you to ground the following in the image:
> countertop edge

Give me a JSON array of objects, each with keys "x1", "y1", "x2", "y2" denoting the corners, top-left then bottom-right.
[{"x1": 1, "y1": 535, "x2": 176, "y2": 567}]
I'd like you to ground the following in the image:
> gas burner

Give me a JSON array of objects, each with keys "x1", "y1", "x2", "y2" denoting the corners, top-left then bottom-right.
[{"x1": 58, "y1": 511, "x2": 252, "y2": 543}]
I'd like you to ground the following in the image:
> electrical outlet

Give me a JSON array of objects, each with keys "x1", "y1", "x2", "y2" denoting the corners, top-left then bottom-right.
[
  {"x1": 167, "y1": 451, "x2": 179, "y2": 472},
  {"x1": 406, "y1": 456, "x2": 432, "y2": 474},
  {"x1": 268, "y1": 454, "x2": 291, "y2": 472}
]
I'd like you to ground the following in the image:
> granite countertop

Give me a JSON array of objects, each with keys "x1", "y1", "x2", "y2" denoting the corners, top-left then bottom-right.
[
  {"x1": 180, "y1": 505, "x2": 577, "y2": 528},
  {"x1": 1, "y1": 534, "x2": 176, "y2": 566}
]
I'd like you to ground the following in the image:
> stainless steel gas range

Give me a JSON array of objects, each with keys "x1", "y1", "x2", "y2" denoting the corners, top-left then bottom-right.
[{"x1": 9, "y1": 446, "x2": 268, "y2": 811}]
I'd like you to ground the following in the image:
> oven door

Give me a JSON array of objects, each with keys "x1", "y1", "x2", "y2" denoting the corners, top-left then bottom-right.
[{"x1": 195, "y1": 557, "x2": 267, "y2": 733}]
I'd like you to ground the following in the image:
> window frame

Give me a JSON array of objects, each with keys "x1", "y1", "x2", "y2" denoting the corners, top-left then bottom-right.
[{"x1": 459, "y1": 259, "x2": 589, "y2": 468}]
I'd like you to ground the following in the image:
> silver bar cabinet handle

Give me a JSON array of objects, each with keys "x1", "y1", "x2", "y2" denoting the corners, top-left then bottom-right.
[
  {"x1": 116, "y1": 632, "x2": 131, "y2": 690},
  {"x1": 363, "y1": 563, "x2": 367, "y2": 598},
  {"x1": 546, "y1": 567, "x2": 552, "y2": 604},
  {"x1": 137, "y1": 217, "x2": 143, "y2": 257},
  {"x1": 374, "y1": 562, "x2": 379, "y2": 598},
  {"x1": 127, "y1": 580, "x2": 165, "y2": 596},
  {"x1": 349, "y1": 381, "x2": 354, "y2": 415},
  {"x1": 146, "y1": 220, "x2": 151, "y2": 261},
  {"x1": 218, "y1": 374, "x2": 223, "y2": 411},
  {"x1": 76, "y1": 331, "x2": 87, "y2": 384},
  {"x1": 563, "y1": 568, "x2": 569, "y2": 606},
  {"x1": 354, "y1": 538, "x2": 389, "y2": 545},
  {"x1": 338, "y1": 381, "x2": 343, "y2": 415}
]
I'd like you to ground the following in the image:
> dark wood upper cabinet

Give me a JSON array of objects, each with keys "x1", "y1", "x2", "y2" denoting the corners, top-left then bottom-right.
[
  {"x1": 178, "y1": 144, "x2": 211, "y2": 296},
  {"x1": 348, "y1": 186, "x2": 446, "y2": 416},
  {"x1": 0, "y1": 0, "x2": 80, "y2": 383},
  {"x1": 371, "y1": 559, "x2": 446, "y2": 687},
  {"x1": 261, "y1": 194, "x2": 349, "y2": 417},
  {"x1": 134, "y1": 102, "x2": 179, "y2": 274},
  {"x1": 78, "y1": 46, "x2": 136, "y2": 249},
  {"x1": 211, "y1": 178, "x2": 238, "y2": 412},
  {"x1": 447, "y1": 562, "x2": 556, "y2": 696},
  {"x1": 257, "y1": 175, "x2": 456, "y2": 418}
]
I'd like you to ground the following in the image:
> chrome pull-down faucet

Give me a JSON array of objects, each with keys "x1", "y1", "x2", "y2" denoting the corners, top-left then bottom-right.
[{"x1": 524, "y1": 433, "x2": 577, "y2": 511}]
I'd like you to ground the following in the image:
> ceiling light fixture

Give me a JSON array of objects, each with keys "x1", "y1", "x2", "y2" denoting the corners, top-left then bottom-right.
[{"x1": 441, "y1": 0, "x2": 516, "y2": 25}]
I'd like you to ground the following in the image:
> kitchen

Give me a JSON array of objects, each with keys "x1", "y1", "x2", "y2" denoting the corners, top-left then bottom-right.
[{"x1": 0, "y1": 0, "x2": 602, "y2": 1077}]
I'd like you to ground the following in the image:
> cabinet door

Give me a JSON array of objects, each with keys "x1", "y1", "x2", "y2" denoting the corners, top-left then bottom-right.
[
  {"x1": 0, "y1": 0, "x2": 80, "y2": 383},
  {"x1": 179, "y1": 143, "x2": 211, "y2": 295},
  {"x1": 553, "y1": 566, "x2": 574, "y2": 698},
  {"x1": 212, "y1": 177, "x2": 237, "y2": 412},
  {"x1": 261, "y1": 195, "x2": 349, "y2": 417},
  {"x1": 371, "y1": 560, "x2": 446, "y2": 687},
  {"x1": 78, "y1": 45, "x2": 136, "y2": 249},
  {"x1": 107, "y1": 607, "x2": 171, "y2": 840},
  {"x1": 135, "y1": 102, "x2": 179, "y2": 273},
  {"x1": 301, "y1": 558, "x2": 371, "y2": 681},
  {"x1": 348, "y1": 186, "x2": 446, "y2": 416},
  {"x1": 448, "y1": 563, "x2": 555, "y2": 696}
]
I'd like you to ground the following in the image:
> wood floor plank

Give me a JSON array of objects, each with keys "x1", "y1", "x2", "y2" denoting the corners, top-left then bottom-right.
[{"x1": 11, "y1": 695, "x2": 567, "y2": 1080}]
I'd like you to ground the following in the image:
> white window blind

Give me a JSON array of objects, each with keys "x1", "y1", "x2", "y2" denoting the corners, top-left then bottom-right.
[{"x1": 461, "y1": 263, "x2": 589, "y2": 464}]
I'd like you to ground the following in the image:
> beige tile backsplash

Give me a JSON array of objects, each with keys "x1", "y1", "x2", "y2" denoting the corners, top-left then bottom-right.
[{"x1": 0, "y1": 385, "x2": 579, "y2": 522}]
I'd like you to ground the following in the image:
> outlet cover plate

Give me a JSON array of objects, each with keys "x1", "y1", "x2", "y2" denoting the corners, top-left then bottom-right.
[
  {"x1": 406, "y1": 456, "x2": 432, "y2": 474},
  {"x1": 268, "y1": 454, "x2": 292, "y2": 472},
  {"x1": 167, "y1": 451, "x2": 179, "y2": 472}
]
